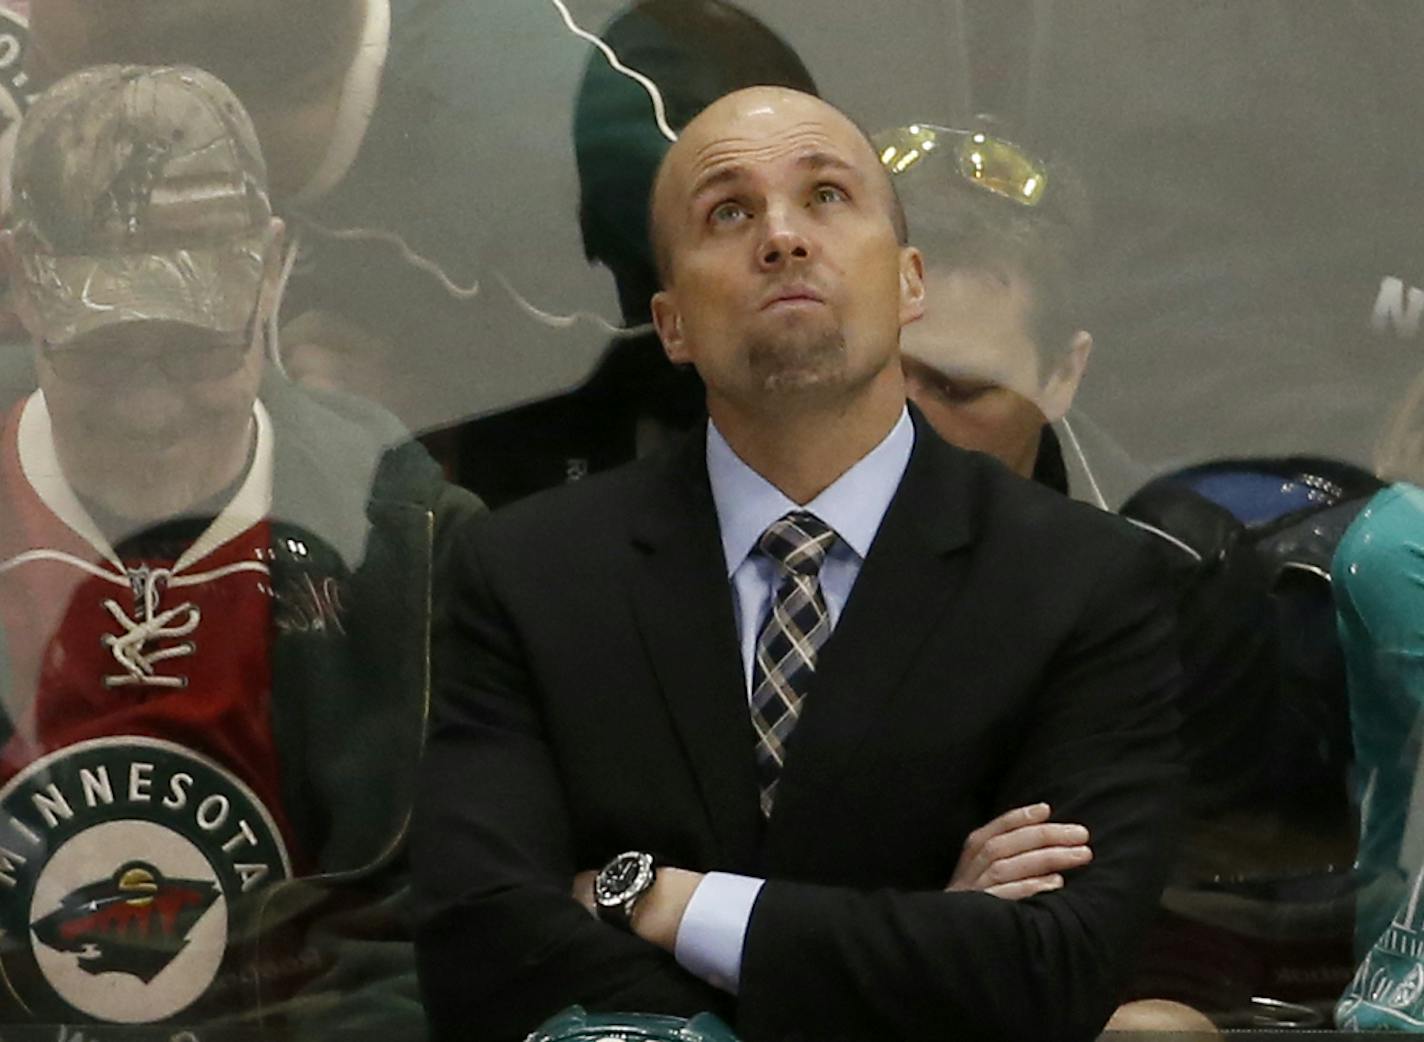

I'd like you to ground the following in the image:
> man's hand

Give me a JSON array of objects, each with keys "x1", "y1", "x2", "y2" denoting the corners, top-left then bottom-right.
[
  {"x1": 572, "y1": 867, "x2": 705, "y2": 952},
  {"x1": 947, "y1": 802, "x2": 1092, "y2": 900}
]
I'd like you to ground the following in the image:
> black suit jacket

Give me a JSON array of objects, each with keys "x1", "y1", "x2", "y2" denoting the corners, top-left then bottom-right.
[{"x1": 414, "y1": 412, "x2": 1183, "y2": 1042}]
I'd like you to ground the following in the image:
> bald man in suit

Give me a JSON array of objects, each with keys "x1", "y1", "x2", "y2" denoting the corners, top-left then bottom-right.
[{"x1": 414, "y1": 87, "x2": 1182, "y2": 1042}]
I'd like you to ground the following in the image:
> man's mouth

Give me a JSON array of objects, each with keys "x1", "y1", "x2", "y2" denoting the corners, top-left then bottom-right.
[{"x1": 762, "y1": 286, "x2": 826, "y2": 310}]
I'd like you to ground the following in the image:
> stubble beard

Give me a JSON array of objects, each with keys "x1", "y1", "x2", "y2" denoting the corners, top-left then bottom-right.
[{"x1": 745, "y1": 324, "x2": 850, "y2": 398}]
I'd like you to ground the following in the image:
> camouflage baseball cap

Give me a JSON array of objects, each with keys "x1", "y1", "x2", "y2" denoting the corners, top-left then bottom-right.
[{"x1": 8, "y1": 64, "x2": 273, "y2": 345}]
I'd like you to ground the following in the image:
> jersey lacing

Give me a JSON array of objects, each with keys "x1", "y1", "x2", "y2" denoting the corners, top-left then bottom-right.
[
  {"x1": 1, "y1": 549, "x2": 270, "y2": 691},
  {"x1": 101, "y1": 561, "x2": 272, "y2": 689},
  {"x1": 101, "y1": 567, "x2": 200, "y2": 689}
]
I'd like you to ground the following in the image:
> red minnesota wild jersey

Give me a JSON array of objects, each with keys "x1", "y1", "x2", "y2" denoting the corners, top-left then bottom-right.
[{"x1": 0, "y1": 392, "x2": 298, "y2": 1026}]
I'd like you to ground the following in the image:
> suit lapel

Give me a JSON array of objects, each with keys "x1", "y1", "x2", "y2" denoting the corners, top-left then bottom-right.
[
  {"x1": 629, "y1": 433, "x2": 764, "y2": 867},
  {"x1": 769, "y1": 417, "x2": 980, "y2": 824}
]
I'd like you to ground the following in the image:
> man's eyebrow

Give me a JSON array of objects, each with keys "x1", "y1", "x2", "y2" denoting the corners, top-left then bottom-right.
[
  {"x1": 796, "y1": 151, "x2": 860, "y2": 178},
  {"x1": 689, "y1": 165, "x2": 745, "y2": 201},
  {"x1": 687, "y1": 151, "x2": 864, "y2": 202}
]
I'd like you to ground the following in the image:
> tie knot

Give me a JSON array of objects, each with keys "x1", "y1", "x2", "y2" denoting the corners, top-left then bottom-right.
[{"x1": 758, "y1": 511, "x2": 837, "y2": 577}]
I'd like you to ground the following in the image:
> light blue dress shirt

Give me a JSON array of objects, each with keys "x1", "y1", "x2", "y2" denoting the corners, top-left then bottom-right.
[{"x1": 673, "y1": 409, "x2": 914, "y2": 994}]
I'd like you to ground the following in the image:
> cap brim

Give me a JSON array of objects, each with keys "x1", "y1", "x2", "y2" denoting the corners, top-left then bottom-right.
[{"x1": 18, "y1": 232, "x2": 267, "y2": 346}]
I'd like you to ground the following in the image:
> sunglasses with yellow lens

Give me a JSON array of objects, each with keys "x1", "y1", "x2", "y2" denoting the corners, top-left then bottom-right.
[{"x1": 873, "y1": 124, "x2": 1048, "y2": 207}]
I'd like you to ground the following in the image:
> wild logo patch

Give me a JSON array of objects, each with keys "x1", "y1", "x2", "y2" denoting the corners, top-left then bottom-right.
[
  {"x1": 30, "y1": 860, "x2": 220, "y2": 983},
  {"x1": 0, "y1": 736, "x2": 291, "y2": 1024}
]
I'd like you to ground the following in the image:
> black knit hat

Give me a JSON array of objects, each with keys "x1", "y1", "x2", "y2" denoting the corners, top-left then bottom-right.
[{"x1": 572, "y1": 0, "x2": 817, "y2": 324}]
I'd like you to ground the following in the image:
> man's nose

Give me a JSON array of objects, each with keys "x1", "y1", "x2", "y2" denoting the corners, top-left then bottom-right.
[{"x1": 758, "y1": 208, "x2": 812, "y2": 270}]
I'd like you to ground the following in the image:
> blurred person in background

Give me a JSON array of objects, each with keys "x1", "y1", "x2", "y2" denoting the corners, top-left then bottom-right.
[
  {"x1": 890, "y1": 126, "x2": 1274, "y2": 828},
  {"x1": 23, "y1": 0, "x2": 541, "y2": 461},
  {"x1": 0, "y1": 64, "x2": 479, "y2": 1032},
  {"x1": 954, "y1": 0, "x2": 1424, "y2": 500},
  {"x1": 1334, "y1": 374, "x2": 1424, "y2": 1029},
  {"x1": 882, "y1": 123, "x2": 1241, "y2": 1036},
  {"x1": 459, "y1": 0, "x2": 820, "y2": 508},
  {"x1": 884, "y1": 101, "x2": 1389, "y2": 1023},
  {"x1": 890, "y1": 123, "x2": 1090, "y2": 495}
]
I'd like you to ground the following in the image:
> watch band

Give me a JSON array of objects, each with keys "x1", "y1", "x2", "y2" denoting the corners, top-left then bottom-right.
[{"x1": 596, "y1": 889, "x2": 641, "y2": 929}]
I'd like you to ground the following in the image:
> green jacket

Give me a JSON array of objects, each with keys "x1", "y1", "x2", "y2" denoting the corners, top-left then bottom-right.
[{"x1": 246, "y1": 375, "x2": 483, "y2": 1036}]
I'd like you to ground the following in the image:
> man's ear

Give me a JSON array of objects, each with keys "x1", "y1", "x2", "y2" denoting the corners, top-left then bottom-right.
[
  {"x1": 1040, "y1": 330, "x2": 1093, "y2": 423},
  {"x1": 898, "y1": 247, "x2": 926, "y2": 326},
  {"x1": 650, "y1": 288, "x2": 689, "y2": 365}
]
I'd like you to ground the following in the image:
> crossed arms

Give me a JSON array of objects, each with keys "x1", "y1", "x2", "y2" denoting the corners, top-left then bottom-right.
[{"x1": 412, "y1": 522, "x2": 1183, "y2": 1042}]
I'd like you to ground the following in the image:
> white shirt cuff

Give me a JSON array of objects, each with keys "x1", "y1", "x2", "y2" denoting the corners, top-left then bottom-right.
[{"x1": 672, "y1": 871, "x2": 765, "y2": 994}]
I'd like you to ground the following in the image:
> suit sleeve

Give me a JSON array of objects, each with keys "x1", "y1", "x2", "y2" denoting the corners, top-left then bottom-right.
[
  {"x1": 738, "y1": 535, "x2": 1184, "y2": 1042},
  {"x1": 412, "y1": 522, "x2": 730, "y2": 1042}
]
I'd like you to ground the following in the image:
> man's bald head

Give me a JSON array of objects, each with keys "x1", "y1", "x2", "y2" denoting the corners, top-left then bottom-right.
[{"x1": 649, "y1": 87, "x2": 906, "y2": 287}]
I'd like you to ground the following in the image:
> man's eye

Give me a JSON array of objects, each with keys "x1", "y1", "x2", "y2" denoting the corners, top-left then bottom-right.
[
  {"x1": 709, "y1": 201, "x2": 749, "y2": 224},
  {"x1": 812, "y1": 184, "x2": 847, "y2": 205}
]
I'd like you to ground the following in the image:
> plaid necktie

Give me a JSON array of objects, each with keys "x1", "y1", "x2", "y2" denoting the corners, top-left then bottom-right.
[{"x1": 749, "y1": 510, "x2": 838, "y2": 816}]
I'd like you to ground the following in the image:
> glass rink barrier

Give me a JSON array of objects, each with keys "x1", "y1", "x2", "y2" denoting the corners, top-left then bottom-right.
[
  {"x1": 0, "y1": 1031, "x2": 1413, "y2": 1042},
  {"x1": 2, "y1": 0, "x2": 1424, "y2": 1038}
]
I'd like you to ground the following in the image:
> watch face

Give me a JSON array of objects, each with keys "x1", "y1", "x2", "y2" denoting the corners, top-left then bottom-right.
[
  {"x1": 607, "y1": 856, "x2": 641, "y2": 891},
  {"x1": 595, "y1": 851, "x2": 652, "y2": 907}
]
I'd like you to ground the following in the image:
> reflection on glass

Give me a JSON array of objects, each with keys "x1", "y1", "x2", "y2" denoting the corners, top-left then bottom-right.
[
  {"x1": 0, "y1": 0, "x2": 1421, "y2": 1036},
  {"x1": 888, "y1": 124, "x2": 1089, "y2": 489},
  {"x1": 0, "y1": 62, "x2": 480, "y2": 1033},
  {"x1": 876, "y1": 124, "x2": 1048, "y2": 207},
  {"x1": 457, "y1": 0, "x2": 819, "y2": 509}
]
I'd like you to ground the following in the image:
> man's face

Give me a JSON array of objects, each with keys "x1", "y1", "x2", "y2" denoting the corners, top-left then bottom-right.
[
  {"x1": 900, "y1": 268, "x2": 1054, "y2": 478},
  {"x1": 650, "y1": 88, "x2": 923, "y2": 415},
  {"x1": 11, "y1": 219, "x2": 285, "y2": 521},
  {"x1": 34, "y1": 317, "x2": 265, "y2": 517}
]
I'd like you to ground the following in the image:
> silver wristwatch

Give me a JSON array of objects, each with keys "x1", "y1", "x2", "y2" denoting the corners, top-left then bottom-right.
[{"x1": 594, "y1": 850, "x2": 657, "y2": 930}]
